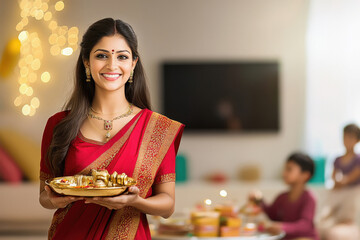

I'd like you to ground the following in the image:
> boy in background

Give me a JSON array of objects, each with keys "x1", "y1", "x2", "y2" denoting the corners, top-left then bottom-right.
[{"x1": 250, "y1": 153, "x2": 319, "y2": 240}]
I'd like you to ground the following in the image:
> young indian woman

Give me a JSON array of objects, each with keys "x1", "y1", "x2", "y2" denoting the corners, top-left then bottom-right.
[{"x1": 39, "y1": 18, "x2": 184, "y2": 240}]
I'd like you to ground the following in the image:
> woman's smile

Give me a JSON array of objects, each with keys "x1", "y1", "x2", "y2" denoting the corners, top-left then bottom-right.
[{"x1": 101, "y1": 72, "x2": 122, "y2": 81}]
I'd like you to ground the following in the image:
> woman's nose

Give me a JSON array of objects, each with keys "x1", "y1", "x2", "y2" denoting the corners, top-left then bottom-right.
[{"x1": 107, "y1": 56, "x2": 118, "y2": 70}]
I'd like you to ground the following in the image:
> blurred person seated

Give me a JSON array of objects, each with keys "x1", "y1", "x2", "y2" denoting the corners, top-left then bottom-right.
[
  {"x1": 318, "y1": 124, "x2": 360, "y2": 239},
  {"x1": 250, "y1": 152, "x2": 319, "y2": 240}
]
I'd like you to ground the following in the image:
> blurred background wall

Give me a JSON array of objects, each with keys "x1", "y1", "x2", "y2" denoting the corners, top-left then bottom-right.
[{"x1": 0, "y1": 0, "x2": 308, "y2": 180}]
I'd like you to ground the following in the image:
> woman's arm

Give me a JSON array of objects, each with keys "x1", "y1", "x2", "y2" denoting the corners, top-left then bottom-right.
[
  {"x1": 84, "y1": 182, "x2": 175, "y2": 219},
  {"x1": 39, "y1": 180, "x2": 83, "y2": 209}
]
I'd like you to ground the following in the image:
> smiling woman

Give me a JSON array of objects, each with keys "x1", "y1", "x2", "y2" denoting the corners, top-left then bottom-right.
[{"x1": 38, "y1": 18, "x2": 184, "y2": 240}]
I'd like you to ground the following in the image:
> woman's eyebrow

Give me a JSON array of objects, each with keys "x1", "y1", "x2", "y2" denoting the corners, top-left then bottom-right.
[{"x1": 94, "y1": 49, "x2": 130, "y2": 54}]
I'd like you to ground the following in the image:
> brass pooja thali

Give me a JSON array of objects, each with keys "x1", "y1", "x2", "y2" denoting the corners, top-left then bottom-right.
[{"x1": 45, "y1": 169, "x2": 137, "y2": 197}]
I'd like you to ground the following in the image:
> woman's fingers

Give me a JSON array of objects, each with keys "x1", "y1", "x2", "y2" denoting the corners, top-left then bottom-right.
[
  {"x1": 45, "y1": 185, "x2": 83, "y2": 208},
  {"x1": 128, "y1": 186, "x2": 140, "y2": 194}
]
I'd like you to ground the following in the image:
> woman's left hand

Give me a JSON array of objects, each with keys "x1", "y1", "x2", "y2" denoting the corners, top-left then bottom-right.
[{"x1": 84, "y1": 186, "x2": 140, "y2": 210}]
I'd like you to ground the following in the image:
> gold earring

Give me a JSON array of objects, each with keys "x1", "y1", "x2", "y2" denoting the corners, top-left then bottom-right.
[
  {"x1": 85, "y1": 67, "x2": 91, "y2": 82},
  {"x1": 129, "y1": 71, "x2": 134, "y2": 83}
]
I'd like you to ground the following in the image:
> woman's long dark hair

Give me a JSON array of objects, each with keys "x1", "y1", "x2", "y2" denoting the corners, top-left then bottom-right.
[{"x1": 47, "y1": 18, "x2": 151, "y2": 176}]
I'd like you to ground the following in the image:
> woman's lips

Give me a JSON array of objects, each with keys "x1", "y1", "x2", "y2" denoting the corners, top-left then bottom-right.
[{"x1": 101, "y1": 73, "x2": 121, "y2": 81}]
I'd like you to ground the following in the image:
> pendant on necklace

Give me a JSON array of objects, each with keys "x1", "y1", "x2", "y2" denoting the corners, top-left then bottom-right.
[{"x1": 104, "y1": 120, "x2": 113, "y2": 141}]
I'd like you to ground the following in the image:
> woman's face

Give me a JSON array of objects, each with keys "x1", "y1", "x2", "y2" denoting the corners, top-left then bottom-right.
[{"x1": 85, "y1": 34, "x2": 137, "y2": 92}]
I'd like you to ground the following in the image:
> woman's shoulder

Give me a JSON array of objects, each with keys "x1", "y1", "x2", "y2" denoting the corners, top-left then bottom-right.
[
  {"x1": 46, "y1": 110, "x2": 70, "y2": 128},
  {"x1": 145, "y1": 109, "x2": 184, "y2": 126}
]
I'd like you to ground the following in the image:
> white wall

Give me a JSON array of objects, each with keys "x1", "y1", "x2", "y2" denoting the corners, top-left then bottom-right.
[{"x1": 0, "y1": 0, "x2": 309, "y2": 180}]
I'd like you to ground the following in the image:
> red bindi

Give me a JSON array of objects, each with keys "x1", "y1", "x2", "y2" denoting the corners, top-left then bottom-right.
[{"x1": 111, "y1": 49, "x2": 114, "y2": 54}]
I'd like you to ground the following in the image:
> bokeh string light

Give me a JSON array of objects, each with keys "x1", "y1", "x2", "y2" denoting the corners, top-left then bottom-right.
[{"x1": 15, "y1": 0, "x2": 79, "y2": 116}]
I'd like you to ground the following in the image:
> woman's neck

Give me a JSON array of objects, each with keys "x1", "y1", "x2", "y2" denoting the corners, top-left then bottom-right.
[{"x1": 91, "y1": 87, "x2": 129, "y2": 115}]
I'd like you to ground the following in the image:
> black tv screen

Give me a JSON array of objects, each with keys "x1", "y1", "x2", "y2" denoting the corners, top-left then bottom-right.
[{"x1": 163, "y1": 62, "x2": 280, "y2": 132}]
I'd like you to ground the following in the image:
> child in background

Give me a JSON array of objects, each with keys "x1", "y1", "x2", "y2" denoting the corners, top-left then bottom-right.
[
  {"x1": 332, "y1": 123, "x2": 360, "y2": 189},
  {"x1": 250, "y1": 153, "x2": 319, "y2": 240},
  {"x1": 318, "y1": 124, "x2": 360, "y2": 239}
]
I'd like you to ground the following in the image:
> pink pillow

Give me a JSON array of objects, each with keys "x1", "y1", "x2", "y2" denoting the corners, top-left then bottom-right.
[{"x1": 0, "y1": 145, "x2": 23, "y2": 182}]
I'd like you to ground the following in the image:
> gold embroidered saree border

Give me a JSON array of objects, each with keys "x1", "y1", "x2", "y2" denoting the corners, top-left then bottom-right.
[
  {"x1": 157, "y1": 173, "x2": 176, "y2": 184},
  {"x1": 106, "y1": 112, "x2": 182, "y2": 240},
  {"x1": 48, "y1": 204, "x2": 71, "y2": 239}
]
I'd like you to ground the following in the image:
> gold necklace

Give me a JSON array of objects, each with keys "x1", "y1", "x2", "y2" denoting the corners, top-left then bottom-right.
[{"x1": 88, "y1": 103, "x2": 133, "y2": 142}]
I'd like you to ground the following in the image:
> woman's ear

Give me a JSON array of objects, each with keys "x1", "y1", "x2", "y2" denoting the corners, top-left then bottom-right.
[
  {"x1": 83, "y1": 59, "x2": 89, "y2": 68},
  {"x1": 132, "y1": 57, "x2": 138, "y2": 71}
]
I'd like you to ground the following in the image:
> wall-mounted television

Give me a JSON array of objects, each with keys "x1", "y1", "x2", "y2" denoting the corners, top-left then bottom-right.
[{"x1": 162, "y1": 61, "x2": 280, "y2": 132}]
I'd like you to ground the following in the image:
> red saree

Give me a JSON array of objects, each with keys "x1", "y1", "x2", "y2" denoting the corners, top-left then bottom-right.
[{"x1": 40, "y1": 109, "x2": 184, "y2": 240}]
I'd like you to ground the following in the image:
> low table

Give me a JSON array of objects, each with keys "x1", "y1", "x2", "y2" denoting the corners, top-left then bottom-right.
[{"x1": 152, "y1": 232, "x2": 285, "y2": 240}]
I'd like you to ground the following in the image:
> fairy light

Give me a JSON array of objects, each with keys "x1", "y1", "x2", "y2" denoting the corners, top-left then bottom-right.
[
  {"x1": 18, "y1": 31, "x2": 28, "y2": 42},
  {"x1": 41, "y1": 71, "x2": 50, "y2": 83},
  {"x1": 61, "y1": 47, "x2": 73, "y2": 56},
  {"x1": 54, "y1": 1, "x2": 64, "y2": 11},
  {"x1": 220, "y1": 190, "x2": 228, "y2": 198},
  {"x1": 22, "y1": 104, "x2": 31, "y2": 115},
  {"x1": 30, "y1": 97, "x2": 40, "y2": 108},
  {"x1": 204, "y1": 199, "x2": 212, "y2": 206},
  {"x1": 14, "y1": 0, "x2": 79, "y2": 116}
]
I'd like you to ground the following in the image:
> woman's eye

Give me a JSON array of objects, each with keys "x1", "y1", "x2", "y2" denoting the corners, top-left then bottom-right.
[
  {"x1": 95, "y1": 54, "x2": 107, "y2": 59},
  {"x1": 118, "y1": 55, "x2": 129, "y2": 60}
]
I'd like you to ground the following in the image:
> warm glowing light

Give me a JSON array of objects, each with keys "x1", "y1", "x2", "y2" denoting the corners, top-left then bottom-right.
[
  {"x1": 55, "y1": 1, "x2": 65, "y2": 11},
  {"x1": 34, "y1": 0, "x2": 42, "y2": 9},
  {"x1": 22, "y1": 104, "x2": 31, "y2": 115},
  {"x1": 57, "y1": 35, "x2": 66, "y2": 46},
  {"x1": 44, "y1": 11, "x2": 52, "y2": 21},
  {"x1": 25, "y1": 87, "x2": 34, "y2": 96},
  {"x1": 20, "y1": 45, "x2": 31, "y2": 55},
  {"x1": 32, "y1": 48, "x2": 43, "y2": 59},
  {"x1": 68, "y1": 27, "x2": 79, "y2": 35},
  {"x1": 68, "y1": 35, "x2": 78, "y2": 45},
  {"x1": 18, "y1": 58, "x2": 26, "y2": 68},
  {"x1": 16, "y1": 22, "x2": 24, "y2": 31},
  {"x1": 19, "y1": 84, "x2": 28, "y2": 94},
  {"x1": 29, "y1": 106, "x2": 36, "y2": 116},
  {"x1": 58, "y1": 26, "x2": 68, "y2": 35},
  {"x1": 25, "y1": 55, "x2": 34, "y2": 64},
  {"x1": 20, "y1": 66, "x2": 29, "y2": 77},
  {"x1": 35, "y1": 10, "x2": 44, "y2": 20},
  {"x1": 61, "y1": 47, "x2": 73, "y2": 56},
  {"x1": 18, "y1": 31, "x2": 29, "y2": 42},
  {"x1": 204, "y1": 199, "x2": 212, "y2": 206},
  {"x1": 29, "y1": 72, "x2": 37, "y2": 83},
  {"x1": 14, "y1": 0, "x2": 79, "y2": 116},
  {"x1": 49, "y1": 33, "x2": 58, "y2": 45},
  {"x1": 50, "y1": 45, "x2": 61, "y2": 56},
  {"x1": 41, "y1": 71, "x2": 51, "y2": 83},
  {"x1": 31, "y1": 97, "x2": 40, "y2": 108},
  {"x1": 31, "y1": 38, "x2": 41, "y2": 48},
  {"x1": 41, "y1": 3, "x2": 49, "y2": 12},
  {"x1": 14, "y1": 96, "x2": 22, "y2": 106},
  {"x1": 18, "y1": 77, "x2": 28, "y2": 84},
  {"x1": 31, "y1": 59, "x2": 41, "y2": 70},
  {"x1": 49, "y1": 20, "x2": 58, "y2": 30},
  {"x1": 220, "y1": 190, "x2": 228, "y2": 197}
]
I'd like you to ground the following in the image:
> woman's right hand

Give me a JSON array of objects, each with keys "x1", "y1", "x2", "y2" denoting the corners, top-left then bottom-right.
[{"x1": 44, "y1": 185, "x2": 83, "y2": 209}]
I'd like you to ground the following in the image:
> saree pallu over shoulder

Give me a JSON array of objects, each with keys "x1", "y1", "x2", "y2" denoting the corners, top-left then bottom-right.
[{"x1": 106, "y1": 112, "x2": 183, "y2": 240}]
